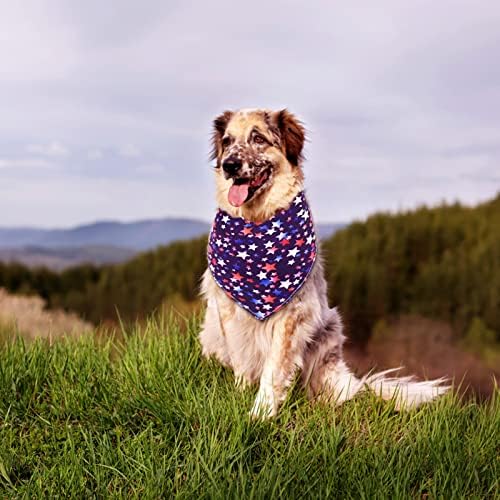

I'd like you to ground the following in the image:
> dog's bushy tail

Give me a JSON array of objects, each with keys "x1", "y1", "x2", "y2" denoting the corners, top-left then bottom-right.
[
  {"x1": 318, "y1": 364, "x2": 450, "y2": 410},
  {"x1": 361, "y1": 368, "x2": 450, "y2": 409}
]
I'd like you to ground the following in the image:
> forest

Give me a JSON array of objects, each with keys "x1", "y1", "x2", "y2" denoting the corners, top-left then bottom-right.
[{"x1": 1, "y1": 194, "x2": 498, "y2": 346}]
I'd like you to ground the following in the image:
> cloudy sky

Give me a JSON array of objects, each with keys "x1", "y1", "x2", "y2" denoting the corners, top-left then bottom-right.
[{"x1": 1, "y1": 1, "x2": 499, "y2": 227}]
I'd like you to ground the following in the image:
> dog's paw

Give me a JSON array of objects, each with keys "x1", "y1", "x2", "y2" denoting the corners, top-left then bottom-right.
[{"x1": 249, "y1": 391, "x2": 277, "y2": 420}]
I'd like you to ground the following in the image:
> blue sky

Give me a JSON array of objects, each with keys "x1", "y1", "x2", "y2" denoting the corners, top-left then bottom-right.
[{"x1": 1, "y1": 1, "x2": 499, "y2": 227}]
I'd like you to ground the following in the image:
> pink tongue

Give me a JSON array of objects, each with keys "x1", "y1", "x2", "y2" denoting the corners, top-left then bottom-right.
[{"x1": 228, "y1": 183, "x2": 249, "y2": 207}]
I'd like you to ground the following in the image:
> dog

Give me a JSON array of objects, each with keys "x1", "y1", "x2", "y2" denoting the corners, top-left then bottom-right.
[{"x1": 199, "y1": 108, "x2": 449, "y2": 418}]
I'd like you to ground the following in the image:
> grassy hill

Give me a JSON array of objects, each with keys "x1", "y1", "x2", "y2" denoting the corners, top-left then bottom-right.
[{"x1": 0, "y1": 316, "x2": 498, "y2": 498}]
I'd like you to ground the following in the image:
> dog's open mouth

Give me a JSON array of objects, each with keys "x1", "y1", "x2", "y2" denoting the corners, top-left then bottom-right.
[{"x1": 228, "y1": 169, "x2": 271, "y2": 207}]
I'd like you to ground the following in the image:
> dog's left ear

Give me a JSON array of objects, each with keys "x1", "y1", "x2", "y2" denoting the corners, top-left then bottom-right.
[
  {"x1": 273, "y1": 109, "x2": 305, "y2": 167},
  {"x1": 210, "y1": 110, "x2": 233, "y2": 165}
]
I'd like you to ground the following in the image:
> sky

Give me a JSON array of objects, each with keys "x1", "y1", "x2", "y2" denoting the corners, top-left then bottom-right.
[{"x1": 1, "y1": 0, "x2": 499, "y2": 227}]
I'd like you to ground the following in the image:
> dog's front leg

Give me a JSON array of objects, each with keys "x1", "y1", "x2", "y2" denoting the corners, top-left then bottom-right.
[{"x1": 250, "y1": 314, "x2": 305, "y2": 419}]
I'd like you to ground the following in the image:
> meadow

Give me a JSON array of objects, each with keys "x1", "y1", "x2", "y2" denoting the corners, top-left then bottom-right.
[{"x1": 1, "y1": 315, "x2": 498, "y2": 498}]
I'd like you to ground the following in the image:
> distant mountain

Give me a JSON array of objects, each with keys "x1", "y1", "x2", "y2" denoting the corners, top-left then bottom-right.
[
  {"x1": 0, "y1": 245, "x2": 137, "y2": 270},
  {"x1": 316, "y1": 223, "x2": 347, "y2": 240},
  {"x1": 0, "y1": 218, "x2": 346, "y2": 269},
  {"x1": 0, "y1": 219, "x2": 344, "y2": 250},
  {"x1": 0, "y1": 218, "x2": 211, "y2": 251}
]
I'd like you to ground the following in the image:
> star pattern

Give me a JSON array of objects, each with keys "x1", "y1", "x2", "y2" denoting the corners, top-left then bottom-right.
[{"x1": 207, "y1": 192, "x2": 317, "y2": 320}]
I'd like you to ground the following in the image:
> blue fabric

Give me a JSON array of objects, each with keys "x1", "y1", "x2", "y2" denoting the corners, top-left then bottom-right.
[{"x1": 208, "y1": 192, "x2": 317, "y2": 320}]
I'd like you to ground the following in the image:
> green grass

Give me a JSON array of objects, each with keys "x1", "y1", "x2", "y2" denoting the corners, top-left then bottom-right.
[{"x1": 0, "y1": 315, "x2": 498, "y2": 498}]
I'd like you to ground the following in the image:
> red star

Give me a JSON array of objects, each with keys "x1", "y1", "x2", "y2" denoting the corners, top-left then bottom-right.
[
  {"x1": 263, "y1": 295, "x2": 276, "y2": 303},
  {"x1": 271, "y1": 275, "x2": 279, "y2": 283},
  {"x1": 309, "y1": 251, "x2": 316, "y2": 262},
  {"x1": 242, "y1": 227, "x2": 252, "y2": 235},
  {"x1": 232, "y1": 272, "x2": 243, "y2": 281},
  {"x1": 296, "y1": 238, "x2": 305, "y2": 247},
  {"x1": 264, "y1": 263, "x2": 276, "y2": 272},
  {"x1": 255, "y1": 232, "x2": 264, "y2": 239},
  {"x1": 280, "y1": 238, "x2": 290, "y2": 246}
]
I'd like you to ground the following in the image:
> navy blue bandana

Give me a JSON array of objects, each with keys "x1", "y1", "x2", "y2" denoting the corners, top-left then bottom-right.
[{"x1": 207, "y1": 192, "x2": 317, "y2": 320}]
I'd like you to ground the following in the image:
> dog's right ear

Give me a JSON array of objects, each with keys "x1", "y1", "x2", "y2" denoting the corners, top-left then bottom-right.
[
  {"x1": 210, "y1": 111, "x2": 233, "y2": 165},
  {"x1": 273, "y1": 109, "x2": 305, "y2": 167}
]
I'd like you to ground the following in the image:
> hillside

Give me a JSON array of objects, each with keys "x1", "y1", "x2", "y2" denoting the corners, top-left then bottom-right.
[
  {"x1": 323, "y1": 194, "x2": 500, "y2": 344},
  {"x1": 0, "y1": 318, "x2": 498, "y2": 497},
  {"x1": 0, "y1": 288, "x2": 91, "y2": 341}
]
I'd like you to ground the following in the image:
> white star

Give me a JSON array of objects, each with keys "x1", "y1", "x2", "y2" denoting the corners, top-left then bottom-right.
[
  {"x1": 297, "y1": 209, "x2": 304, "y2": 217},
  {"x1": 301, "y1": 210, "x2": 309, "y2": 220},
  {"x1": 293, "y1": 197, "x2": 302, "y2": 205},
  {"x1": 277, "y1": 232, "x2": 287, "y2": 241},
  {"x1": 280, "y1": 279, "x2": 292, "y2": 289},
  {"x1": 217, "y1": 258, "x2": 226, "y2": 267},
  {"x1": 264, "y1": 241, "x2": 273, "y2": 248},
  {"x1": 272, "y1": 220, "x2": 282, "y2": 228},
  {"x1": 293, "y1": 279, "x2": 300, "y2": 285},
  {"x1": 267, "y1": 247, "x2": 276, "y2": 254},
  {"x1": 306, "y1": 235, "x2": 314, "y2": 244},
  {"x1": 248, "y1": 243, "x2": 257, "y2": 251},
  {"x1": 288, "y1": 259, "x2": 295, "y2": 265},
  {"x1": 287, "y1": 247, "x2": 299, "y2": 258},
  {"x1": 263, "y1": 304, "x2": 272, "y2": 310},
  {"x1": 222, "y1": 215, "x2": 230, "y2": 223},
  {"x1": 266, "y1": 227, "x2": 276, "y2": 235},
  {"x1": 257, "y1": 271, "x2": 267, "y2": 280},
  {"x1": 215, "y1": 238, "x2": 222, "y2": 246},
  {"x1": 237, "y1": 250, "x2": 249, "y2": 259}
]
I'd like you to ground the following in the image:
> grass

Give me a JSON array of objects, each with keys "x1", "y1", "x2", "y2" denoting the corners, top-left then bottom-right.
[{"x1": 0, "y1": 315, "x2": 498, "y2": 498}]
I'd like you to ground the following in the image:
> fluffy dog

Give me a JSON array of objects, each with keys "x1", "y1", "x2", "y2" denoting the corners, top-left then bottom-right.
[{"x1": 200, "y1": 108, "x2": 448, "y2": 418}]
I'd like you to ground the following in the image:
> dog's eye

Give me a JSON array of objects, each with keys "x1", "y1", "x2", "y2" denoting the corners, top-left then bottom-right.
[
  {"x1": 253, "y1": 134, "x2": 266, "y2": 145},
  {"x1": 222, "y1": 136, "x2": 232, "y2": 148}
]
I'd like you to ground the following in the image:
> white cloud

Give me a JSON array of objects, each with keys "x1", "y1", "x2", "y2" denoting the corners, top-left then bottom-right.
[
  {"x1": 135, "y1": 163, "x2": 166, "y2": 174},
  {"x1": 118, "y1": 144, "x2": 141, "y2": 158},
  {"x1": 27, "y1": 141, "x2": 69, "y2": 157},
  {"x1": 0, "y1": 158, "x2": 55, "y2": 169},
  {"x1": 87, "y1": 148, "x2": 103, "y2": 160}
]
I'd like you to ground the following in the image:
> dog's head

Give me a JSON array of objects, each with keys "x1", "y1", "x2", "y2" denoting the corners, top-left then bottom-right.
[{"x1": 210, "y1": 109, "x2": 306, "y2": 217}]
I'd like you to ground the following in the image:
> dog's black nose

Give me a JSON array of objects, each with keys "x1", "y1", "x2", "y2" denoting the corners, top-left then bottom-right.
[{"x1": 222, "y1": 158, "x2": 242, "y2": 176}]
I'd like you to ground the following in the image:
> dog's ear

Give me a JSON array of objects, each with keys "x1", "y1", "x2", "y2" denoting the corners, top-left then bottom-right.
[
  {"x1": 210, "y1": 110, "x2": 233, "y2": 165},
  {"x1": 274, "y1": 109, "x2": 305, "y2": 167}
]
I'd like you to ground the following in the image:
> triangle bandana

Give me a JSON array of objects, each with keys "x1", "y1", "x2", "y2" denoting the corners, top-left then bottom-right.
[{"x1": 208, "y1": 192, "x2": 317, "y2": 320}]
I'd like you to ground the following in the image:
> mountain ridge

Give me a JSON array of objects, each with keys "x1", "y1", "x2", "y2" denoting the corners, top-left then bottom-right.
[{"x1": 0, "y1": 218, "x2": 345, "y2": 269}]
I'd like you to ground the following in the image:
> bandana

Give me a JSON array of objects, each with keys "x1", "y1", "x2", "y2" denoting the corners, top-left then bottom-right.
[{"x1": 207, "y1": 191, "x2": 317, "y2": 320}]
